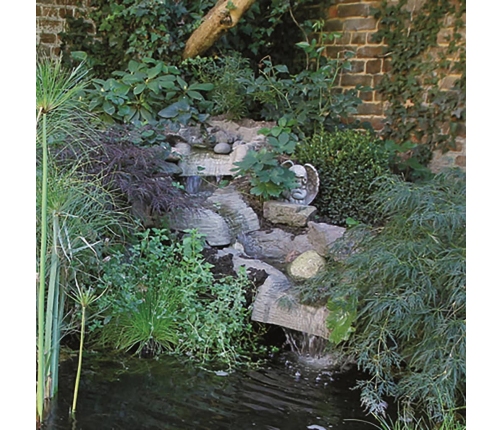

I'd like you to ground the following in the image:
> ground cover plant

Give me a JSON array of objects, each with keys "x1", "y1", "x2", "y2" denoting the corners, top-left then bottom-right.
[
  {"x1": 298, "y1": 169, "x2": 466, "y2": 426},
  {"x1": 93, "y1": 228, "x2": 260, "y2": 368}
]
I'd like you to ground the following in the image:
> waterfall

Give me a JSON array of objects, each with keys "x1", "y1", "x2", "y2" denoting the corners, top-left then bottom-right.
[
  {"x1": 283, "y1": 328, "x2": 328, "y2": 359},
  {"x1": 184, "y1": 175, "x2": 202, "y2": 194}
]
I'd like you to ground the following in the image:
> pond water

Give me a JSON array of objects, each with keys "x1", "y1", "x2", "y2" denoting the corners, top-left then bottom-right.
[{"x1": 43, "y1": 349, "x2": 380, "y2": 430}]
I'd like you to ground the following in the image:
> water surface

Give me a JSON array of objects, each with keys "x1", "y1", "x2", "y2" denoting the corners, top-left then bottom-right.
[{"x1": 44, "y1": 352, "x2": 378, "y2": 430}]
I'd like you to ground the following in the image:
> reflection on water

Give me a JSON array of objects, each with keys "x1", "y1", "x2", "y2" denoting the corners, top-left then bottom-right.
[{"x1": 43, "y1": 352, "x2": 377, "y2": 430}]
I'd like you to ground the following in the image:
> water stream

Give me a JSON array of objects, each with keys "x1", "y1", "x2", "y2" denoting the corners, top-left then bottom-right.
[{"x1": 43, "y1": 349, "x2": 379, "y2": 430}]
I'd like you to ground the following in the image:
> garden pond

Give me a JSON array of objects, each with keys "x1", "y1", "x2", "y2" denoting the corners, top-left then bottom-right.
[{"x1": 42, "y1": 347, "x2": 383, "y2": 430}]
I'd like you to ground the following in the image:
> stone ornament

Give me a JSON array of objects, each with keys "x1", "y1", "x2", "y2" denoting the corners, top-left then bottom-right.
[{"x1": 281, "y1": 161, "x2": 320, "y2": 205}]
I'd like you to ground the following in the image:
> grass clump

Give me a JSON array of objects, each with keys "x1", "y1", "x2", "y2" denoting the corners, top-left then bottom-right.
[{"x1": 93, "y1": 228, "x2": 259, "y2": 368}]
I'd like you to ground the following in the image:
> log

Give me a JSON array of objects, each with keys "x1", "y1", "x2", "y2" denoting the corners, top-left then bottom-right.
[{"x1": 182, "y1": 0, "x2": 256, "y2": 59}]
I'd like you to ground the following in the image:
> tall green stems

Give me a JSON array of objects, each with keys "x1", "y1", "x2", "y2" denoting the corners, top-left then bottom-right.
[
  {"x1": 70, "y1": 284, "x2": 104, "y2": 416},
  {"x1": 36, "y1": 111, "x2": 49, "y2": 421},
  {"x1": 72, "y1": 300, "x2": 85, "y2": 416}
]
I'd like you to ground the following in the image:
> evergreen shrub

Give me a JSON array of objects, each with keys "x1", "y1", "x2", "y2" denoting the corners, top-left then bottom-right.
[{"x1": 294, "y1": 129, "x2": 390, "y2": 226}]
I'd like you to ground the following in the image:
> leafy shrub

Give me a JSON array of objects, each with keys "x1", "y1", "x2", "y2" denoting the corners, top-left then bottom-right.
[
  {"x1": 307, "y1": 169, "x2": 466, "y2": 423},
  {"x1": 85, "y1": 58, "x2": 213, "y2": 126},
  {"x1": 239, "y1": 27, "x2": 363, "y2": 137},
  {"x1": 183, "y1": 52, "x2": 255, "y2": 120},
  {"x1": 294, "y1": 129, "x2": 390, "y2": 226},
  {"x1": 60, "y1": 0, "x2": 214, "y2": 77},
  {"x1": 232, "y1": 117, "x2": 299, "y2": 200},
  {"x1": 94, "y1": 229, "x2": 257, "y2": 367}
]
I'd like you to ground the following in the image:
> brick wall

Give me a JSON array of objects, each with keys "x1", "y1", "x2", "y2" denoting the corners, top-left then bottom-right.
[
  {"x1": 323, "y1": 0, "x2": 466, "y2": 170},
  {"x1": 35, "y1": 0, "x2": 466, "y2": 171},
  {"x1": 36, "y1": 0, "x2": 90, "y2": 58}
]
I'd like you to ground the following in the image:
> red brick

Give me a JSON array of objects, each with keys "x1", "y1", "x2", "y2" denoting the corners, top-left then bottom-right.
[
  {"x1": 351, "y1": 32, "x2": 367, "y2": 45},
  {"x1": 365, "y1": 59, "x2": 382, "y2": 74},
  {"x1": 346, "y1": 60, "x2": 365, "y2": 73},
  {"x1": 334, "y1": 32, "x2": 352, "y2": 45},
  {"x1": 338, "y1": 4, "x2": 371, "y2": 18},
  {"x1": 39, "y1": 33, "x2": 57, "y2": 44},
  {"x1": 37, "y1": 18, "x2": 64, "y2": 34},
  {"x1": 327, "y1": 5, "x2": 338, "y2": 19},
  {"x1": 358, "y1": 90, "x2": 374, "y2": 102},
  {"x1": 40, "y1": 6, "x2": 61, "y2": 17},
  {"x1": 356, "y1": 45, "x2": 384, "y2": 58},
  {"x1": 325, "y1": 45, "x2": 346, "y2": 59},
  {"x1": 325, "y1": 19, "x2": 344, "y2": 33},
  {"x1": 382, "y1": 59, "x2": 392, "y2": 72},
  {"x1": 357, "y1": 103, "x2": 384, "y2": 116},
  {"x1": 60, "y1": 7, "x2": 75, "y2": 18},
  {"x1": 340, "y1": 73, "x2": 373, "y2": 87},
  {"x1": 344, "y1": 17, "x2": 377, "y2": 31}
]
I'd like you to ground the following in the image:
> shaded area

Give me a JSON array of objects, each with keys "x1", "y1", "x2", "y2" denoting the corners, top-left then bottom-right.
[{"x1": 44, "y1": 353, "x2": 379, "y2": 430}]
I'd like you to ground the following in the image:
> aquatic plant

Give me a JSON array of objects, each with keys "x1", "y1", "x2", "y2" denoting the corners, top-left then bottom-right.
[{"x1": 36, "y1": 57, "x2": 130, "y2": 423}]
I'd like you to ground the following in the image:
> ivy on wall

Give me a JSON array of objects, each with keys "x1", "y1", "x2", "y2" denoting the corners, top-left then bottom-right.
[{"x1": 372, "y1": 0, "x2": 466, "y2": 159}]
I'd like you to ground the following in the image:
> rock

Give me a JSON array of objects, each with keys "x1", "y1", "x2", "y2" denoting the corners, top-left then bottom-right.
[
  {"x1": 251, "y1": 274, "x2": 331, "y2": 339},
  {"x1": 213, "y1": 142, "x2": 232, "y2": 154},
  {"x1": 167, "y1": 208, "x2": 232, "y2": 246},
  {"x1": 156, "y1": 160, "x2": 182, "y2": 175},
  {"x1": 263, "y1": 201, "x2": 317, "y2": 227},
  {"x1": 307, "y1": 222, "x2": 346, "y2": 257},
  {"x1": 287, "y1": 250, "x2": 326, "y2": 280},
  {"x1": 241, "y1": 228, "x2": 313, "y2": 263},
  {"x1": 206, "y1": 186, "x2": 260, "y2": 237},
  {"x1": 216, "y1": 248, "x2": 331, "y2": 339}
]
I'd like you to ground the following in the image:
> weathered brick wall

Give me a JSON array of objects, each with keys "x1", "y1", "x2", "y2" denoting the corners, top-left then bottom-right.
[
  {"x1": 36, "y1": 0, "x2": 90, "y2": 58},
  {"x1": 323, "y1": 0, "x2": 466, "y2": 170},
  {"x1": 36, "y1": 0, "x2": 465, "y2": 170}
]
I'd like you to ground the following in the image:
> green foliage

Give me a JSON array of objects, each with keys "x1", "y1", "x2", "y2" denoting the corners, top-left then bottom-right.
[
  {"x1": 294, "y1": 129, "x2": 390, "y2": 226},
  {"x1": 310, "y1": 169, "x2": 466, "y2": 422},
  {"x1": 183, "y1": 52, "x2": 255, "y2": 120},
  {"x1": 85, "y1": 58, "x2": 213, "y2": 126},
  {"x1": 94, "y1": 229, "x2": 257, "y2": 367},
  {"x1": 372, "y1": 0, "x2": 466, "y2": 155},
  {"x1": 384, "y1": 139, "x2": 433, "y2": 182},
  {"x1": 60, "y1": 0, "x2": 214, "y2": 77},
  {"x1": 217, "y1": 0, "x2": 330, "y2": 73},
  {"x1": 232, "y1": 117, "x2": 299, "y2": 200},
  {"x1": 240, "y1": 32, "x2": 362, "y2": 137},
  {"x1": 36, "y1": 57, "x2": 131, "y2": 422}
]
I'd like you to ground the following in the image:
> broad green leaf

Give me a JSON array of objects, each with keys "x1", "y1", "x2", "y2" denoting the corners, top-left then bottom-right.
[
  {"x1": 188, "y1": 82, "x2": 214, "y2": 92},
  {"x1": 186, "y1": 90, "x2": 204, "y2": 101},
  {"x1": 127, "y1": 60, "x2": 140, "y2": 73},
  {"x1": 147, "y1": 62, "x2": 163, "y2": 79},
  {"x1": 133, "y1": 83, "x2": 146, "y2": 95},
  {"x1": 102, "y1": 100, "x2": 116, "y2": 115}
]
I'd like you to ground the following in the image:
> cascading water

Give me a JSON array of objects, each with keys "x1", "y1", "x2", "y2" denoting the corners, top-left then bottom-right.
[
  {"x1": 283, "y1": 328, "x2": 327, "y2": 359},
  {"x1": 184, "y1": 175, "x2": 202, "y2": 194}
]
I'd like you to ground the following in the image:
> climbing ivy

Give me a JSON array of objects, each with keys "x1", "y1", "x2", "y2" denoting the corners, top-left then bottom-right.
[{"x1": 372, "y1": 0, "x2": 466, "y2": 160}]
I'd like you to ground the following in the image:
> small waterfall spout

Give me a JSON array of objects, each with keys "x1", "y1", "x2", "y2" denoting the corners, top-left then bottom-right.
[
  {"x1": 184, "y1": 175, "x2": 202, "y2": 194},
  {"x1": 283, "y1": 328, "x2": 327, "y2": 359}
]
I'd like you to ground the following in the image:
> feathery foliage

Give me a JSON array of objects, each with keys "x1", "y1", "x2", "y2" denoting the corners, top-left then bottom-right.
[{"x1": 301, "y1": 169, "x2": 465, "y2": 423}]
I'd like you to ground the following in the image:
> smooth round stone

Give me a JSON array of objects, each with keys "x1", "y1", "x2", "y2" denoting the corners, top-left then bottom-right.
[{"x1": 213, "y1": 142, "x2": 232, "y2": 154}]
